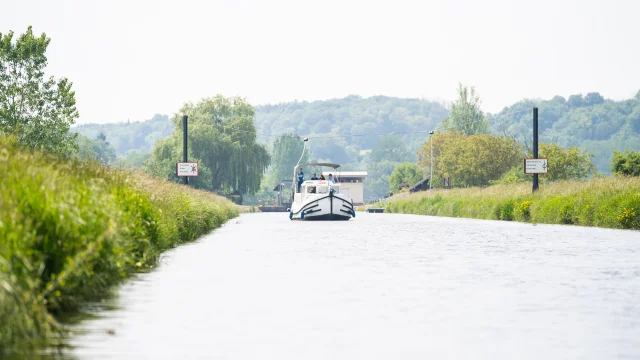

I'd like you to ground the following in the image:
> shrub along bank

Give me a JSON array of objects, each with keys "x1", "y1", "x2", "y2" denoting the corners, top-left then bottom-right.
[
  {"x1": 385, "y1": 177, "x2": 640, "y2": 230},
  {"x1": 0, "y1": 140, "x2": 238, "y2": 350}
]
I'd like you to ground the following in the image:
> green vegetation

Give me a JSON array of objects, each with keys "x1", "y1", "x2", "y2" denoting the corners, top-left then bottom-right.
[
  {"x1": 75, "y1": 132, "x2": 117, "y2": 164},
  {"x1": 70, "y1": 90, "x2": 640, "y2": 201},
  {"x1": 113, "y1": 149, "x2": 151, "y2": 169},
  {"x1": 366, "y1": 135, "x2": 415, "y2": 199},
  {"x1": 612, "y1": 150, "x2": 640, "y2": 176},
  {"x1": 0, "y1": 27, "x2": 79, "y2": 156},
  {"x1": 255, "y1": 95, "x2": 448, "y2": 150},
  {"x1": 491, "y1": 91, "x2": 640, "y2": 173},
  {"x1": 418, "y1": 132, "x2": 524, "y2": 188},
  {"x1": 145, "y1": 96, "x2": 270, "y2": 198},
  {"x1": 389, "y1": 162, "x2": 424, "y2": 192},
  {"x1": 385, "y1": 177, "x2": 640, "y2": 230},
  {"x1": 0, "y1": 138, "x2": 238, "y2": 351},
  {"x1": 439, "y1": 83, "x2": 489, "y2": 135},
  {"x1": 268, "y1": 133, "x2": 309, "y2": 187},
  {"x1": 72, "y1": 114, "x2": 174, "y2": 156},
  {"x1": 537, "y1": 143, "x2": 597, "y2": 181}
]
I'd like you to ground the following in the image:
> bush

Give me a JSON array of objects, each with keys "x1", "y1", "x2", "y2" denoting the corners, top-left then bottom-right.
[{"x1": 611, "y1": 150, "x2": 640, "y2": 176}]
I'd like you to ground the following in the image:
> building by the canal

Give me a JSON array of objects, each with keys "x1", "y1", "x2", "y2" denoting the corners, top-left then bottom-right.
[{"x1": 322, "y1": 171, "x2": 368, "y2": 205}]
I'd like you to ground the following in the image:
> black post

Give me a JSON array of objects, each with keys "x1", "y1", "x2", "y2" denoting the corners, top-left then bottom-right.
[
  {"x1": 183, "y1": 115, "x2": 188, "y2": 185},
  {"x1": 532, "y1": 107, "x2": 539, "y2": 192}
]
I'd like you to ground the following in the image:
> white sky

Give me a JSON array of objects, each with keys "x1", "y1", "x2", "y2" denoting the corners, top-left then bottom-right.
[{"x1": 2, "y1": 0, "x2": 639, "y2": 124}]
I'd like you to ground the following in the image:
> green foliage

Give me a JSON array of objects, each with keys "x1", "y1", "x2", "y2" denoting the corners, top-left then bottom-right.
[
  {"x1": 490, "y1": 164, "x2": 531, "y2": 185},
  {"x1": 75, "y1": 133, "x2": 116, "y2": 164},
  {"x1": 417, "y1": 132, "x2": 523, "y2": 187},
  {"x1": 0, "y1": 141, "x2": 238, "y2": 351},
  {"x1": 490, "y1": 91, "x2": 640, "y2": 174},
  {"x1": 366, "y1": 136, "x2": 414, "y2": 199},
  {"x1": 0, "y1": 26, "x2": 79, "y2": 157},
  {"x1": 368, "y1": 135, "x2": 412, "y2": 164},
  {"x1": 365, "y1": 160, "x2": 397, "y2": 200},
  {"x1": 538, "y1": 143, "x2": 597, "y2": 181},
  {"x1": 439, "y1": 83, "x2": 489, "y2": 135},
  {"x1": 255, "y1": 95, "x2": 449, "y2": 151},
  {"x1": 146, "y1": 95, "x2": 270, "y2": 197},
  {"x1": 269, "y1": 133, "x2": 309, "y2": 187},
  {"x1": 611, "y1": 150, "x2": 640, "y2": 176},
  {"x1": 72, "y1": 114, "x2": 173, "y2": 156},
  {"x1": 385, "y1": 177, "x2": 640, "y2": 230},
  {"x1": 389, "y1": 162, "x2": 424, "y2": 191},
  {"x1": 113, "y1": 149, "x2": 151, "y2": 169}
]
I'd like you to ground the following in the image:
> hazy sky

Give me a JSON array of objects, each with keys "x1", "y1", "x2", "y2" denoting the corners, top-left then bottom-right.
[{"x1": 2, "y1": 0, "x2": 639, "y2": 124}]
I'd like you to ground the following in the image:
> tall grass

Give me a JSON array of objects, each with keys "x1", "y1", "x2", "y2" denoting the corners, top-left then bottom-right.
[
  {"x1": 385, "y1": 177, "x2": 640, "y2": 230},
  {"x1": 0, "y1": 140, "x2": 238, "y2": 351}
]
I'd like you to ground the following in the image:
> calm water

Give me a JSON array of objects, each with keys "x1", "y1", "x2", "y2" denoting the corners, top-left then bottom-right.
[{"x1": 64, "y1": 213, "x2": 640, "y2": 359}]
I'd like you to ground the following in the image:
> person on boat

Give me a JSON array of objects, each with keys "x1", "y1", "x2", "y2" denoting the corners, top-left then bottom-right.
[
  {"x1": 311, "y1": 173, "x2": 319, "y2": 180},
  {"x1": 327, "y1": 173, "x2": 335, "y2": 185},
  {"x1": 319, "y1": 174, "x2": 325, "y2": 180},
  {"x1": 297, "y1": 167, "x2": 304, "y2": 192}
]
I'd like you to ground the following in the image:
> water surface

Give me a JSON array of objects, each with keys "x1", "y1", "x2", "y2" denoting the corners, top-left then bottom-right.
[{"x1": 67, "y1": 213, "x2": 640, "y2": 359}]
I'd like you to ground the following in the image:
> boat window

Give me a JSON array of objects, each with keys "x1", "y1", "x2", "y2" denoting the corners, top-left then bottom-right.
[
  {"x1": 316, "y1": 186, "x2": 328, "y2": 194},
  {"x1": 306, "y1": 186, "x2": 316, "y2": 194}
]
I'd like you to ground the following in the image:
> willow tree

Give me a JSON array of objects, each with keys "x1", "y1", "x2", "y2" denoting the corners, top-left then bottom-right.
[{"x1": 146, "y1": 95, "x2": 270, "y2": 195}]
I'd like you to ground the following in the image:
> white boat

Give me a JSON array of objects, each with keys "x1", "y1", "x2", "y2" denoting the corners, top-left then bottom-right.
[{"x1": 288, "y1": 139, "x2": 355, "y2": 221}]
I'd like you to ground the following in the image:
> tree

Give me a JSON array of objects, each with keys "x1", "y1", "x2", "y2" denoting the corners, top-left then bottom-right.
[
  {"x1": 567, "y1": 94, "x2": 584, "y2": 107},
  {"x1": 365, "y1": 135, "x2": 414, "y2": 200},
  {"x1": 538, "y1": 143, "x2": 597, "y2": 181},
  {"x1": 584, "y1": 92, "x2": 605, "y2": 106},
  {"x1": 0, "y1": 26, "x2": 79, "y2": 156},
  {"x1": 389, "y1": 162, "x2": 424, "y2": 191},
  {"x1": 269, "y1": 133, "x2": 309, "y2": 187},
  {"x1": 368, "y1": 135, "x2": 412, "y2": 164},
  {"x1": 417, "y1": 133, "x2": 523, "y2": 187},
  {"x1": 365, "y1": 160, "x2": 397, "y2": 200},
  {"x1": 611, "y1": 150, "x2": 640, "y2": 176},
  {"x1": 76, "y1": 133, "x2": 116, "y2": 164},
  {"x1": 146, "y1": 95, "x2": 270, "y2": 197},
  {"x1": 439, "y1": 83, "x2": 489, "y2": 135}
]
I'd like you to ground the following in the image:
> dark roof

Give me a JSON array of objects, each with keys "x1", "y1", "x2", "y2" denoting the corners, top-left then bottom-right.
[
  {"x1": 297, "y1": 163, "x2": 341, "y2": 169},
  {"x1": 410, "y1": 178, "x2": 430, "y2": 191}
]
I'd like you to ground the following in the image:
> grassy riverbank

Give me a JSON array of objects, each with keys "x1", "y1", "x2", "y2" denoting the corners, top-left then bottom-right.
[
  {"x1": 0, "y1": 142, "x2": 238, "y2": 351},
  {"x1": 384, "y1": 177, "x2": 640, "y2": 230}
]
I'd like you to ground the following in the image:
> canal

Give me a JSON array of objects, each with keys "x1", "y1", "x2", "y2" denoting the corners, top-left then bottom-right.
[{"x1": 65, "y1": 213, "x2": 640, "y2": 359}]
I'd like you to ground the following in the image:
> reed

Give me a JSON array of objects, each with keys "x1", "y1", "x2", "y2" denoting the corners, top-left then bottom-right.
[
  {"x1": 385, "y1": 177, "x2": 640, "y2": 229},
  {"x1": 0, "y1": 139, "x2": 238, "y2": 351}
]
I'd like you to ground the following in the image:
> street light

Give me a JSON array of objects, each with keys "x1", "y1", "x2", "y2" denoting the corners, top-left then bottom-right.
[{"x1": 429, "y1": 130, "x2": 434, "y2": 198}]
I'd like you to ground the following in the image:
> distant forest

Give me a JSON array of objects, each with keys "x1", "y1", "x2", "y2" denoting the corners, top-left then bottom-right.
[
  {"x1": 71, "y1": 114, "x2": 173, "y2": 156},
  {"x1": 490, "y1": 91, "x2": 640, "y2": 173},
  {"x1": 72, "y1": 92, "x2": 640, "y2": 199}
]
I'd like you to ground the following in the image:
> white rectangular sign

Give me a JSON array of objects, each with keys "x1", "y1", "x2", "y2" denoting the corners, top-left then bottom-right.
[
  {"x1": 176, "y1": 162, "x2": 198, "y2": 176},
  {"x1": 524, "y1": 158, "x2": 548, "y2": 174}
]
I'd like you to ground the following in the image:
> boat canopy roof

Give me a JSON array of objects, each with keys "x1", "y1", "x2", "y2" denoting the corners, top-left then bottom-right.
[{"x1": 297, "y1": 162, "x2": 341, "y2": 169}]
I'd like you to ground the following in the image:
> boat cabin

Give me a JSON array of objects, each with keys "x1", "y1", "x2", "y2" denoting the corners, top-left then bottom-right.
[{"x1": 295, "y1": 180, "x2": 341, "y2": 201}]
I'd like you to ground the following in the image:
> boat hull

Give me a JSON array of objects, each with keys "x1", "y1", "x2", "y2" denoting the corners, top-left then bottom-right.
[{"x1": 289, "y1": 192, "x2": 355, "y2": 221}]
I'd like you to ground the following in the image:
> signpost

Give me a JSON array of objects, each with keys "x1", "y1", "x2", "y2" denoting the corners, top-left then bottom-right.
[
  {"x1": 176, "y1": 162, "x2": 198, "y2": 177},
  {"x1": 524, "y1": 158, "x2": 548, "y2": 174},
  {"x1": 532, "y1": 107, "x2": 540, "y2": 191}
]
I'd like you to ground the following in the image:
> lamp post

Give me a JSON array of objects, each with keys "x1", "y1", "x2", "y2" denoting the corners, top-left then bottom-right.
[{"x1": 429, "y1": 130, "x2": 434, "y2": 198}]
